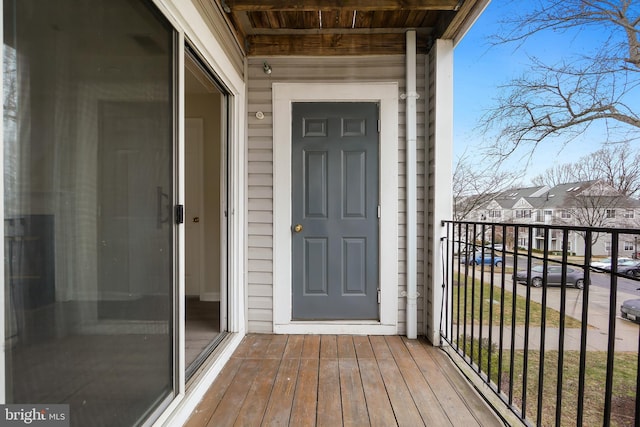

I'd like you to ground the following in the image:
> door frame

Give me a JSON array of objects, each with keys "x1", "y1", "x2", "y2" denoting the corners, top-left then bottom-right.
[{"x1": 273, "y1": 82, "x2": 399, "y2": 334}]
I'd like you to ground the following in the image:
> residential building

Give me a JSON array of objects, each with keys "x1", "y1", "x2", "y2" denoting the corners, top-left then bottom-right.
[
  {"x1": 0, "y1": 1, "x2": 491, "y2": 426},
  {"x1": 472, "y1": 181, "x2": 640, "y2": 256}
]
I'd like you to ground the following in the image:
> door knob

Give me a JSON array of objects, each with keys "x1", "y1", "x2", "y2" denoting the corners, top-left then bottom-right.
[{"x1": 293, "y1": 224, "x2": 303, "y2": 233}]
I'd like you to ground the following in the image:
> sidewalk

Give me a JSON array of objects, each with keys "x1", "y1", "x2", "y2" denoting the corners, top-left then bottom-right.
[
  {"x1": 455, "y1": 269, "x2": 640, "y2": 352},
  {"x1": 459, "y1": 325, "x2": 639, "y2": 352}
]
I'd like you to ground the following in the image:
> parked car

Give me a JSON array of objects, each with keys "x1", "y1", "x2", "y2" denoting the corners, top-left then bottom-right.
[
  {"x1": 621, "y1": 290, "x2": 640, "y2": 323},
  {"x1": 590, "y1": 257, "x2": 633, "y2": 271},
  {"x1": 514, "y1": 265, "x2": 586, "y2": 289},
  {"x1": 463, "y1": 253, "x2": 503, "y2": 267},
  {"x1": 618, "y1": 263, "x2": 640, "y2": 279},
  {"x1": 603, "y1": 259, "x2": 640, "y2": 271}
]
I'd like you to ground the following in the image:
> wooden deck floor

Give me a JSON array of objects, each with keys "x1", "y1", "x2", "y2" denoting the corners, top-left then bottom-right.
[{"x1": 184, "y1": 334, "x2": 503, "y2": 427}]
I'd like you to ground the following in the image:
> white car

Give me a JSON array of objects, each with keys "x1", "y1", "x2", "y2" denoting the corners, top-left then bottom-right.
[{"x1": 590, "y1": 257, "x2": 633, "y2": 271}]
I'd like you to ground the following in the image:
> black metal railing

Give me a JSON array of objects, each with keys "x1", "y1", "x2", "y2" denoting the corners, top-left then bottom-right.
[{"x1": 440, "y1": 220, "x2": 640, "y2": 427}]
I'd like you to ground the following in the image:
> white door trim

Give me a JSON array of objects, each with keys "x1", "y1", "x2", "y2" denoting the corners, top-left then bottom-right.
[{"x1": 272, "y1": 82, "x2": 399, "y2": 335}]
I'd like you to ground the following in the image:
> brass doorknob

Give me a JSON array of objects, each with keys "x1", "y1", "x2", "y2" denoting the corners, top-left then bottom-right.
[{"x1": 293, "y1": 224, "x2": 303, "y2": 233}]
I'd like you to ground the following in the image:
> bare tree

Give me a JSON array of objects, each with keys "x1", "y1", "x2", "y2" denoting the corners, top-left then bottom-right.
[
  {"x1": 483, "y1": 1, "x2": 640, "y2": 156},
  {"x1": 531, "y1": 143, "x2": 640, "y2": 196},
  {"x1": 555, "y1": 181, "x2": 634, "y2": 246},
  {"x1": 531, "y1": 163, "x2": 580, "y2": 187},
  {"x1": 584, "y1": 143, "x2": 640, "y2": 197},
  {"x1": 453, "y1": 151, "x2": 520, "y2": 220}
]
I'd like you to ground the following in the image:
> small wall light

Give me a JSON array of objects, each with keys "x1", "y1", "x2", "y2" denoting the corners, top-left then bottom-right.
[{"x1": 263, "y1": 61, "x2": 272, "y2": 75}]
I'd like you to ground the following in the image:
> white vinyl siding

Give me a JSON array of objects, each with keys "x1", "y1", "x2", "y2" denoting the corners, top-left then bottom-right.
[{"x1": 246, "y1": 55, "x2": 420, "y2": 334}]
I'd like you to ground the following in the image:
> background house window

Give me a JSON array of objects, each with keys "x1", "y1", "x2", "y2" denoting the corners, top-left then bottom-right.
[
  {"x1": 624, "y1": 241, "x2": 634, "y2": 251},
  {"x1": 488, "y1": 210, "x2": 501, "y2": 218},
  {"x1": 624, "y1": 209, "x2": 634, "y2": 219},
  {"x1": 561, "y1": 210, "x2": 571, "y2": 219},
  {"x1": 544, "y1": 210, "x2": 552, "y2": 216},
  {"x1": 516, "y1": 209, "x2": 532, "y2": 218},
  {"x1": 606, "y1": 209, "x2": 616, "y2": 219}
]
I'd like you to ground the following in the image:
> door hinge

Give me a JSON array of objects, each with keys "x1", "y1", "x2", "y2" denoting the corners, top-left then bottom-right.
[
  {"x1": 377, "y1": 205, "x2": 381, "y2": 218},
  {"x1": 377, "y1": 119, "x2": 381, "y2": 133},
  {"x1": 176, "y1": 204, "x2": 184, "y2": 224},
  {"x1": 377, "y1": 288, "x2": 381, "y2": 304}
]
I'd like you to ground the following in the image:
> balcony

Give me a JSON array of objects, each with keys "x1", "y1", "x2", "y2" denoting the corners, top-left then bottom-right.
[
  {"x1": 441, "y1": 220, "x2": 640, "y2": 426},
  {"x1": 184, "y1": 334, "x2": 503, "y2": 426},
  {"x1": 183, "y1": 221, "x2": 639, "y2": 427}
]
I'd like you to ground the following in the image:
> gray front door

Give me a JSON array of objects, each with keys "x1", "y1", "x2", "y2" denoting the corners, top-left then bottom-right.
[{"x1": 292, "y1": 102, "x2": 379, "y2": 320}]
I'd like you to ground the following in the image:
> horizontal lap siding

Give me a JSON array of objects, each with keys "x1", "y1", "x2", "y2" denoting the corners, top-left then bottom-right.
[{"x1": 247, "y1": 56, "x2": 426, "y2": 335}]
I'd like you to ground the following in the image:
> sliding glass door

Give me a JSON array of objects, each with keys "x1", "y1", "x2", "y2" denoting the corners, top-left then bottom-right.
[{"x1": 3, "y1": 0, "x2": 176, "y2": 425}]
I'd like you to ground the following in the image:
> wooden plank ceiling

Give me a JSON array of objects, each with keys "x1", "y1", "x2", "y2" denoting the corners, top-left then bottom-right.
[{"x1": 216, "y1": 0, "x2": 480, "y2": 56}]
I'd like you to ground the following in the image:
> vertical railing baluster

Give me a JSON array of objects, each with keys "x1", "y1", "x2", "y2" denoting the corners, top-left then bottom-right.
[
  {"x1": 576, "y1": 229, "x2": 591, "y2": 427},
  {"x1": 444, "y1": 223, "x2": 451, "y2": 340},
  {"x1": 456, "y1": 222, "x2": 463, "y2": 351},
  {"x1": 603, "y1": 231, "x2": 619, "y2": 426},
  {"x1": 555, "y1": 229, "x2": 570, "y2": 426},
  {"x1": 497, "y1": 224, "x2": 507, "y2": 395},
  {"x1": 463, "y1": 223, "x2": 470, "y2": 355},
  {"x1": 522, "y1": 227, "x2": 534, "y2": 418},
  {"x1": 478, "y1": 223, "x2": 486, "y2": 373},
  {"x1": 509, "y1": 225, "x2": 519, "y2": 406},
  {"x1": 470, "y1": 223, "x2": 478, "y2": 366},
  {"x1": 536, "y1": 227, "x2": 550, "y2": 427},
  {"x1": 487, "y1": 224, "x2": 496, "y2": 384}
]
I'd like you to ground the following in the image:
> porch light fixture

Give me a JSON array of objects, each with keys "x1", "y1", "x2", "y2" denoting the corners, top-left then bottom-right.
[{"x1": 263, "y1": 62, "x2": 272, "y2": 75}]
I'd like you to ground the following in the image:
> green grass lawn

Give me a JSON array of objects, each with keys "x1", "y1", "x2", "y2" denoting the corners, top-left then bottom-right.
[
  {"x1": 492, "y1": 350, "x2": 637, "y2": 426},
  {"x1": 451, "y1": 275, "x2": 583, "y2": 329}
]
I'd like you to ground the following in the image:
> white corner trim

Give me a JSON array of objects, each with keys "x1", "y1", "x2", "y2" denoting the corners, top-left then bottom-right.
[
  {"x1": 272, "y1": 82, "x2": 399, "y2": 334},
  {"x1": 429, "y1": 39, "x2": 454, "y2": 346}
]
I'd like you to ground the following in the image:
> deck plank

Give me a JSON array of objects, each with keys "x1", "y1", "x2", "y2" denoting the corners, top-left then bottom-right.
[
  {"x1": 283, "y1": 335, "x2": 304, "y2": 359},
  {"x1": 403, "y1": 338, "x2": 496, "y2": 426},
  {"x1": 242, "y1": 334, "x2": 274, "y2": 359},
  {"x1": 320, "y1": 335, "x2": 338, "y2": 358},
  {"x1": 301, "y1": 335, "x2": 321, "y2": 358},
  {"x1": 205, "y1": 359, "x2": 261, "y2": 426},
  {"x1": 337, "y1": 335, "x2": 356, "y2": 358},
  {"x1": 184, "y1": 335, "x2": 502, "y2": 427},
  {"x1": 386, "y1": 337, "x2": 453, "y2": 426},
  {"x1": 353, "y1": 335, "x2": 375, "y2": 358},
  {"x1": 316, "y1": 358, "x2": 343, "y2": 427},
  {"x1": 264, "y1": 334, "x2": 289, "y2": 359},
  {"x1": 289, "y1": 358, "x2": 319, "y2": 427},
  {"x1": 358, "y1": 358, "x2": 397, "y2": 427},
  {"x1": 232, "y1": 359, "x2": 281, "y2": 426},
  {"x1": 261, "y1": 358, "x2": 300, "y2": 426},
  {"x1": 376, "y1": 357, "x2": 425, "y2": 427},
  {"x1": 339, "y1": 359, "x2": 370, "y2": 426},
  {"x1": 369, "y1": 335, "x2": 393, "y2": 359},
  {"x1": 184, "y1": 357, "x2": 243, "y2": 427}
]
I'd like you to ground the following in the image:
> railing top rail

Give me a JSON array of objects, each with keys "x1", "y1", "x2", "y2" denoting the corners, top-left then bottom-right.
[{"x1": 441, "y1": 219, "x2": 640, "y2": 235}]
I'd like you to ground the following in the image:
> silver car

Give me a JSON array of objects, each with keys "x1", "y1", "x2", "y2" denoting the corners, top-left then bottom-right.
[{"x1": 514, "y1": 265, "x2": 586, "y2": 289}]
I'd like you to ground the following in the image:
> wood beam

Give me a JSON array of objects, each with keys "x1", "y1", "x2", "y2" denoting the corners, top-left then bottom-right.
[
  {"x1": 225, "y1": 0, "x2": 459, "y2": 12},
  {"x1": 246, "y1": 33, "x2": 430, "y2": 56}
]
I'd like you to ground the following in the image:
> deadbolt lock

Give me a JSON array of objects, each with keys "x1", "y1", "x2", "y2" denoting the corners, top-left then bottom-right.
[{"x1": 193, "y1": 217, "x2": 200, "y2": 223}]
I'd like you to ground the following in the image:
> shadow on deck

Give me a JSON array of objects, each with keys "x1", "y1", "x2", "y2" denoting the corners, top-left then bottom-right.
[{"x1": 184, "y1": 334, "x2": 503, "y2": 426}]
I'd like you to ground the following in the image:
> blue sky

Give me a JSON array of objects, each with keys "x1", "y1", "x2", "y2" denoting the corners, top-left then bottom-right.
[{"x1": 453, "y1": 1, "x2": 639, "y2": 183}]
